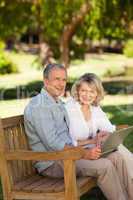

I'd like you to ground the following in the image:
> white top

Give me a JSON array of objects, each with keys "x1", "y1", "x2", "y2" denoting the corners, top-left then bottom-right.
[
  {"x1": 65, "y1": 97, "x2": 133, "y2": 179},
  {"x1": 65, "y1": 97, "x2": 116, "y2": 146}
]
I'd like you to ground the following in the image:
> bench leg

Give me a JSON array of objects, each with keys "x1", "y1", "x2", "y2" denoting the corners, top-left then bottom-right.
[{"x1": 64, "y1": 160, "x2": 80, "y2": 200}]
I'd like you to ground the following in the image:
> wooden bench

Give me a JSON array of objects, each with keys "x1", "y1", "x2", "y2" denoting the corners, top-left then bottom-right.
[{"x1": 0, "y1": 115, "x2": 97, "y2": 200}]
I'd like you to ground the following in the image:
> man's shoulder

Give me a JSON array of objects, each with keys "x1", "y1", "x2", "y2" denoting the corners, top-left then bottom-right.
[
  {"x1": 25, "y1": 89, "x2": 52, "y2": 110},
  {"x1": 26, "y1": 93, "x2": 41, "y2": 108},
  {"x1": 24, "y1": 89, "x2": 56, "y2": 115},
  {"x1": 24, "y1": 94, "x2": 41, "y2": 117},
  {"x1": 24, "y1": 92, "x2": 52, "y2": 122}
]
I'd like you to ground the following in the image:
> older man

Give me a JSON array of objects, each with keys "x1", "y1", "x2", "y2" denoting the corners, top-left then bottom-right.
[{"x1": 24, "y1": 63, "x2": 132, "y2": 200}]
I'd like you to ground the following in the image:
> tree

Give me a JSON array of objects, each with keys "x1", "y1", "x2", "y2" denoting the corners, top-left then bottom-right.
[
  {"x1": 59, "y1": 1, "x2": 91, "y2": 68},
  {"x1": 36, "y1": 0, "x2": 133, "y2": 67},
  {"x1": 39, "y1": 0, "x2": 92, "y2": 67},
  {"x1": 0, "y1": 0, "x2": 133, "y2": 68}
]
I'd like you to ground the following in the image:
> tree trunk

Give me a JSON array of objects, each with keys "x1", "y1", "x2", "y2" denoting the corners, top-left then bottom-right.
[
  {"x1": 36, "y1": 1, "x2": 54, "y2": 67},
  {"x1": 60, "y1": 1, "x2": 91, "y2": 68},
  {"x1": 39, "y1": 33, "x2": 55, "y2": 66}
]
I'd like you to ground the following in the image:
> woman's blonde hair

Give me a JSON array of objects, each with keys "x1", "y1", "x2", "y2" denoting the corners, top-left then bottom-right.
[{"x1": 71, "y1": 73, "x2": 105, "y2": 106}]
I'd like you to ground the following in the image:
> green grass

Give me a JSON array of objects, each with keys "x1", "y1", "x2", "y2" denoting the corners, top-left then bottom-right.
[
  {"x1": 0, "y1": 52, "x2": 42, "y2": 89},
  {"x1": 0, "y1": 94, "x2": 133, "y2": 118},
  {"x1": 0, "y1": 52, "x2": 133, "y2": 90},
  {"x1": 0, "y1": 98, "x2": 30, "y2": 118},
  {"x1": 69, "y1": 53, "x2": 129, "y2": 79},
  {"x1": 0, "y1": 52, "x2": 133, "y2": 199}
]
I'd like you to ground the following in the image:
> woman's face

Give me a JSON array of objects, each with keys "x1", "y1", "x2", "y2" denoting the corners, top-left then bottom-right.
[{"x1": 78, "y1": 82, "x2": 97, "y2": 106}]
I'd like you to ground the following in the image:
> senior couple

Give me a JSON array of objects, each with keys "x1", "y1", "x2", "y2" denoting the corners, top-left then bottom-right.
[{"x1": 24, "y1": 63, "x2": 133, "y2": 200}]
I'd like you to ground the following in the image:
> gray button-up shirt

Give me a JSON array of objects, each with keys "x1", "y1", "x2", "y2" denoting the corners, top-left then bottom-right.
[{"x1": 24, "y1": 88, "x2": 72, "y2": 173}]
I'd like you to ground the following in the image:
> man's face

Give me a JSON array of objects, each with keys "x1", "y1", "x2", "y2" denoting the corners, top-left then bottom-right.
[{"x1": 44, "y1": 68, "x2": 67, "y2": 99}]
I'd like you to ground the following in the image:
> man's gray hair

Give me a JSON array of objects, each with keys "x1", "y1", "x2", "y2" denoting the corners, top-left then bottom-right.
[{"x1": 43, "y1": 63, "x2": 66, "y2": 79}]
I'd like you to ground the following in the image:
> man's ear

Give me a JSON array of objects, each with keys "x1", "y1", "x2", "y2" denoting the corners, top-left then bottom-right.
[{"x1": 43, "y1": 78, "x2": 48, "y2": 87}]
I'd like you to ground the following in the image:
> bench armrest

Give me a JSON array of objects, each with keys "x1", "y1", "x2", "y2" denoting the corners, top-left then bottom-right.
[
  {"x1": 5, "y1": 146, "x2": 85, "y2": 161},
  {"x1": 116, "y1": 124, "x2": 128, "y2": 130}
]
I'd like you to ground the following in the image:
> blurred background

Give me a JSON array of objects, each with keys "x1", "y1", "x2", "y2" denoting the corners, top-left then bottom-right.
[{"x1": 0, "y1": 0, "x2": 133, "y2": 199}]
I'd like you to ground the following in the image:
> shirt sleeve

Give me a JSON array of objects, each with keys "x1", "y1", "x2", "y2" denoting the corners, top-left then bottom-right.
[
  {"x1": 96, "y1": 106, "x2": 116, "y2": 133},
  {"x1": 24, "y1": 105, "x2": 69, "y2": 151}
]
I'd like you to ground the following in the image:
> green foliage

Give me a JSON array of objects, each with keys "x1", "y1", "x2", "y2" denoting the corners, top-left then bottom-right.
[
  {"x1": 0, "y1": 40, "x2": 5, "y2": 49},
  {"x1": 40, "y1": 0, "x2": 86, "y2": 57},
  {"x1": 41, "y1": 0, "x2": 133, "y2": 58},
  {"x1": 0, "y1": 51, "x2": 18, "y2": 74},
  {"x1": 0, "y1": 0, "x2": 133, "y2": 60},
  {"x1": 0, "y1": 179, "x2": 3, "y2": 200},
  {"x1": 41, "y1": 0, "x2": 84, "y2": 39},
  {"x1": 80, "y1": 0, "x2": 133, "y2": 41},
  {"x1": 0, "y1": 0, "x2": 36, "y2": 40},
  {"x1": 123, "y1": 39, "x2": 133, "y2": 57}
]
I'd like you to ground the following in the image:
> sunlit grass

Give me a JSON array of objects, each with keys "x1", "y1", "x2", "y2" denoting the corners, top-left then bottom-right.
[
  {"x1": 1, "y1": 94, "x2": 133, "y2": 120},
  {"x1": 1, "y1": 52, "x2": 133, "y2": 89},
  {"x1": 0, "y1": 98, "x2": 30, "y2": 118},
  {"x1": 69, "y1": 53, "x2": 128, "y2": 79},
  {"x1": 0, "y1": 52, "x2": 42, "y2": 88}
]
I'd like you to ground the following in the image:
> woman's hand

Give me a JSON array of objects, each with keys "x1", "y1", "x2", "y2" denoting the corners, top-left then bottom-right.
[
  {"x1": 96, "y1": 131, "x2": 110, "y2": 144},
  {"x1": 77, "y1": 131, "x2": 110, "y2": 147}
]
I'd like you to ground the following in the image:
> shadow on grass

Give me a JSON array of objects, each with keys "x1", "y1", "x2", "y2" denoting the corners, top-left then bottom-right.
[
  {"x1": 0, "y1": 80, "x2": 43, "y2": 100},
  {"x1": 0, "y1": 79, "x2": 133, "y2": 100},
  {"x1": 0, "y1": 180, "x2": 3, "y2": 200},
  {"x1": 81, "y1": 187, "x2": 106, "y2": 200}
]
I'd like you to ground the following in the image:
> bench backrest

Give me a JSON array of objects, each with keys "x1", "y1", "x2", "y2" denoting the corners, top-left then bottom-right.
[{"x1": 0, "y1": 115, "x2": 35, "y2": 185}]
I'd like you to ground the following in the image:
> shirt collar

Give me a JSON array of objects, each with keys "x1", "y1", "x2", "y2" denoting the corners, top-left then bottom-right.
[{"x1": 41, "y1": 88, "x2": 64, "y2": 105}]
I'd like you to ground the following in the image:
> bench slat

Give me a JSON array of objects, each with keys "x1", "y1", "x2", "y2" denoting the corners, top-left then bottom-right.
[
  {"x1": 13, "y1": 174, "x2": 95, "y2": 193},
  {"x1": 14, "y1": 175, "x2": 42, "y2": 190},
  {"x1": 2, "y1": 115, "x2": 23, "y2": 129},
  {"x1": 32, "y1": 178, "x2": 62, "y2": 192}
]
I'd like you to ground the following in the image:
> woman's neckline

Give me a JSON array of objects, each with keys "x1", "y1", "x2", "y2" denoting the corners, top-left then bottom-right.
[{"x1": 75, "y1": 101, "x2": 92, "y2": 122}]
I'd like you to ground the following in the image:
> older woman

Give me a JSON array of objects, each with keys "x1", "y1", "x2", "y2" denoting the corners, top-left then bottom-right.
[{"x1": 65, "y1": 73, "x2": 133, "y2": 178}]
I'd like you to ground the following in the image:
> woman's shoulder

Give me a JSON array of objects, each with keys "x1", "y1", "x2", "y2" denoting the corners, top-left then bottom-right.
[
  {"x1": 65, "y1": 97, "x2": 76, "y2": 107},
  {"x1": 91, "y1": 105, "x2": 105, "y2": 116}
]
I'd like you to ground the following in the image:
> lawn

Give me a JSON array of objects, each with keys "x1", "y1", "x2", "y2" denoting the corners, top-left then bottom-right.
[
  {"x1": 0, "y1": 52, "x2": 42, "y2": 89},
  {"x1": 0, "y1": 52, "x2": 133, "y2": 90},
  {"x1": 69, "y1": 53, "x2": 128, "y2": 79},
  {"x1": 0, "y1": 52, "x2": 133, "y2": 200}
]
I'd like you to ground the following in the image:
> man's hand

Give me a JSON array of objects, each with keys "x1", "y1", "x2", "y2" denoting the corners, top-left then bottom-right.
[{"x1": 83, "y1": 147, "x2": 101, "y2": 160}]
